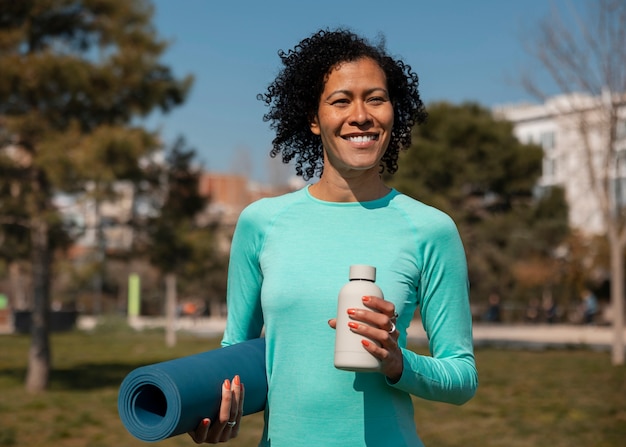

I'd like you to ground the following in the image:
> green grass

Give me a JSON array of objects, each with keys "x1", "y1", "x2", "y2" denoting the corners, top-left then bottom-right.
[{"x1": 0, "y1": 326, "x2": 624, "y2": 447}]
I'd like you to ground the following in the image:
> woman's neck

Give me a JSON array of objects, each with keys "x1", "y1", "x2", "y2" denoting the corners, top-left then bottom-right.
[{"x1": 309, "y1": 170, "x2": 390, "y2": 202}]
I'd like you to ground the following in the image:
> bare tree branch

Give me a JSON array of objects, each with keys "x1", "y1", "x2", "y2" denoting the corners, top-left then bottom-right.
[{"x1": 521, "y1": 0, "x2": 626, "y2": 365}]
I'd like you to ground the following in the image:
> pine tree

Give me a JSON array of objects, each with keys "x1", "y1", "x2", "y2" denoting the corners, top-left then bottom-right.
[
  {"x1": 142, "y1": 137, "x2": 208, "y2": 347},
  {"x1": 0, "y1": 0, "x2": 192, "y2": 392},
  {"x1": 388, "y1": 102, "x2": 569, "y2": 308}
]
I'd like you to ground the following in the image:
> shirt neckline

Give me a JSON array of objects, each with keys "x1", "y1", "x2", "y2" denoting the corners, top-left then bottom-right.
[{"x1": 304, "y1": 185, "x2": 398, "y2": 208}]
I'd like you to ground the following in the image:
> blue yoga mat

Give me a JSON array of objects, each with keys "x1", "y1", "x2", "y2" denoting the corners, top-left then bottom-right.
[{"x1": 118, "y1": 338, "x2": 267, "y2": 442}]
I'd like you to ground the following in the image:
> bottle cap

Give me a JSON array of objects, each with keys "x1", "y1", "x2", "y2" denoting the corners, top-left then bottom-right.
[{"x1": 349, "y1": 265, "x2": 376, "y2": 281}]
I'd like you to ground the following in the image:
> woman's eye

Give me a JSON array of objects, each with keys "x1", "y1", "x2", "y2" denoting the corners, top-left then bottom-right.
[
  {"x1": 331, "y1": 98, "x2": 350, "y2": 106},
  {"x1": 368, "y1": 97, "x2": 386, "y2": 105}
]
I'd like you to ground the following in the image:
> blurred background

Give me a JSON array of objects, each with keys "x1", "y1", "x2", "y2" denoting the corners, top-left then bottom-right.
[
  {"x1": 0, "y1": 0, "x2": 625, "y2": 435},
  {"x1": 1, "y1": 1, "x2": 625, "y2": 446}
]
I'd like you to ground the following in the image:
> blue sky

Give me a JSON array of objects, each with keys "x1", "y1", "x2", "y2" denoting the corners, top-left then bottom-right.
[{"x1": 146, "y1": 0, "x2": 583, "y2": 183}]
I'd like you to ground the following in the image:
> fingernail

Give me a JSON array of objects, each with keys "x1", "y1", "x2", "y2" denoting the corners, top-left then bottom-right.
[
  {"x1": 224, "y1": 379, "x2": 231, "y2": 390},
  {"x1": 234, "y1": 375, "x2": 240, "y2": 386},
  {"x1": 348, "y1": 322, "x2": 359, "y2": 329},
  {"x1": 362, "y1": 296, "x2": 371, "y2": 302},
  {"x1": 362, "y1": 340, "x2": 371, "y2": 347},
  {"x1": 202, "y1": 418, "x2": 209, "y2": 427},
  {"x1": 347, "y1": 308, "x2": 356, "y2": 315}
]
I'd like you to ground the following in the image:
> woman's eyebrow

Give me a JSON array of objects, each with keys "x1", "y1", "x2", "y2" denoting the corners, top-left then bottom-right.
[{"x1": 324, "y1": 87, "x2": 389, "y2": 100}]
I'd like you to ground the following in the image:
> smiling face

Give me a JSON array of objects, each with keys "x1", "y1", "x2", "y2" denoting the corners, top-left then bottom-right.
[{"x1": 309, "y1": 57, "x2": 394, "y2": 180}]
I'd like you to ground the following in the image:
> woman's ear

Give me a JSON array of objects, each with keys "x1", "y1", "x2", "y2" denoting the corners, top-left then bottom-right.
[{"x1": 309, "y1": 114, "x2": 321, "y2": 135}]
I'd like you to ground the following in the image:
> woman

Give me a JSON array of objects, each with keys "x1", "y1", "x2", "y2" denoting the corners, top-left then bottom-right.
[{"x1": 190, "y1": 28, "x2": 477, "y2": 446}]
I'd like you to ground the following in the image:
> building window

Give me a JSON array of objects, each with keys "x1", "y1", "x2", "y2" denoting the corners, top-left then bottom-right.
[
  {"x1": 609, "y1": 178, "x2": 626, "y2": 208},
  {"x1": 610, "y1": 149, "x2": 626, "y2": 208},
  {"x1": 540, "y1": 131, "x2": 555, "y2": 151},
  {"x1": 617, "y1": 149, "x2": 626, "y2": 176},
  {"x1": 616, "y1": 120, "x2": 626, "y2": 141},
  {"x1": 542, "y1": 158, "x2": 556, "y2": 182},
  {"x1": 538, "y1": 131, "x2": 557, "y2": 183}
]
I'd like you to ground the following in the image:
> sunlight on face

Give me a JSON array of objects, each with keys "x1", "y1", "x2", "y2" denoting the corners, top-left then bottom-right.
[{"x1": 310, "y1": 57, "x2": 394, "y2": 178}]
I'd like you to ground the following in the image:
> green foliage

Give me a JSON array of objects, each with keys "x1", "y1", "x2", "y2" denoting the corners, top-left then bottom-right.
[
  {"x1": 0, "y1": 0, "x2": 193, "y2": 390},
  {"x1": 177, "y1": 227, "x2": 228, "y2": 302},
  {"x1": 392, "y1": 102, "x2": 543, "y2": 215},
  {"x1": 388, "y1": 102, "x2": 570, "y2": 305},
  {"x1": 144, "y1": 137, "x2": 208, "y2": 275},
  {"x1": 0, "y1": 0, "x2": 193, "y2": 231},
  {"x1": 0, "y1": 0, "x2": 194, "y2": 270}
]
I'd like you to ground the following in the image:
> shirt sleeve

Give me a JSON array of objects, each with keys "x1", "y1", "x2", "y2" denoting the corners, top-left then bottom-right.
[
  {"x1": 221, "y1": 203, "x2": 266, "y2": 347},
  {"x1": 389, "y1": 214, "x2": 478, "y2": 405}
]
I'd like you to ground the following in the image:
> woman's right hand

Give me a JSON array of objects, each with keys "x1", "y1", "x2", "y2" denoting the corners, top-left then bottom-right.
[{"x1": 187, "y1": 375, "x2": 244, "y2": 444}]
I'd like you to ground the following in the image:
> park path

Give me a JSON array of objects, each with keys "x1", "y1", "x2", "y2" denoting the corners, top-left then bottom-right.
[
  {"x1": 122, "y1": 316, "x2": 620, "y2": 350},
  {"x1": 410, "y1": 322, "x2": 618, "y2": 350},
  {"x1": 1, "y1": 315, "x2": 620, "y2": 350}
]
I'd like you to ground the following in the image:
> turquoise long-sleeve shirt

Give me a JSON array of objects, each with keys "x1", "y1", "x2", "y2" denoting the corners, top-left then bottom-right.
[{"x1": 222, "y1": 186, "x2": 477, "y2": 446}]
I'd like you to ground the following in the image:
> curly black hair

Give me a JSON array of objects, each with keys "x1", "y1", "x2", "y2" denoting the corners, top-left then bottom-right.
[{"x1": 257, "y1": 28, "x2": 427, "y2": 180}]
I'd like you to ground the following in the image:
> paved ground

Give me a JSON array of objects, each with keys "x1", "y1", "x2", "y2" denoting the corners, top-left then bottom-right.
[
  {"x1": 410, "y1": 322, "x2": 620, "y2": 350},
  {"x1": 124, "y1": 316, "x2": 622, "y2": 351},
  {"x1": 2, "y1": 316, "x2": 622, "y2": 351}
]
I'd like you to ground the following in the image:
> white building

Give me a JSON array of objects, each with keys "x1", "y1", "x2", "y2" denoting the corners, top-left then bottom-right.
[
  {"x1": 494, "y1": 93, "x2": 626, "y2": 236},
  {"x1": 54, "y1": 181, "x2": 136, "y2": 254}
]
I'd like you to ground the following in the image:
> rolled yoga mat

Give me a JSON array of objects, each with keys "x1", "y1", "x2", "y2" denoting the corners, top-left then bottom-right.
[{"x1": 118, "y1": 337, "x2": 267, "y2": 442}]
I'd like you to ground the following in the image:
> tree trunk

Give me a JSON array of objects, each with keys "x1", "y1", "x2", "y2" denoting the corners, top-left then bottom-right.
[
  {"x1": 165, "y1": 273, "x2": 177, "y2": 348},
  {"x1": 610, "y1": 234, "x2": 625, "y2": 365},
  {"x1": 9, "y1": 261, "x2": 28, "y2": 310},
  {"x1": 25, "y1": 218, "x2": 51, "y2": 392},
  {"x1": 93, "y1": 192, "x2": 105, "y2": 315}
]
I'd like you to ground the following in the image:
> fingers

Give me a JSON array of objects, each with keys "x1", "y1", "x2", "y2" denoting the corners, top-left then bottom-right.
[
  {"x1": 221, "y1": 378, "x2": 235, "y2": 422},
  {"x1": 352, "y1": 296, "x2": 398, "y2": 334},
  {"x1": 361, "y1": 295, "x2": 395, "y2": 316},
  {"x1": 348, "y1": 318, "x2": 399, "y2": 347},
  {"x1": 361, "y1": 334, "x2": 403, "y2": 382},
  {"x1": 216, "y1": 378, "x2": 235, "y2": 442},
  {"x1": 187, "y1": 418, "x2": 210, "y2": 444},
  {"x1": 186, "y1": 375, "x2": 243, "y2": 444},
  {"x1": 346, "y1": 297, "x2": 403, "y2": 380},
  {"x1": 346, "y1": 302, "x2": 400, "y2": 355},
  {"x1": 229, "y1": 375, "x2": 244, "y2": 438}
]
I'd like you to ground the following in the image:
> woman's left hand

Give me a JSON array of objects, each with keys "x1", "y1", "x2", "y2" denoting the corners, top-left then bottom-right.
[{"x1": 328, "y1": 295, "x2": 403, "y2": 382}]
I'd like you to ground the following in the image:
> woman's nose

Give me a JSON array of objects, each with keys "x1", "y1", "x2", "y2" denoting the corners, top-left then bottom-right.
[{"x1": 349, "y1": 101, "x2": 371, "y2": 125}]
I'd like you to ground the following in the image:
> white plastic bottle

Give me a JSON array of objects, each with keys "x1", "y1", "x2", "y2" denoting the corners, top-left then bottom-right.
[{"x1": 334, "y1": 265, "x2": 384, "y2": 372}]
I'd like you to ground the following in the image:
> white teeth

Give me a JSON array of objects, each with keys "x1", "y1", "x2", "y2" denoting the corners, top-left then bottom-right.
[{"x1": 346, "y1": 135, "x2": 376, "y2": 143}]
